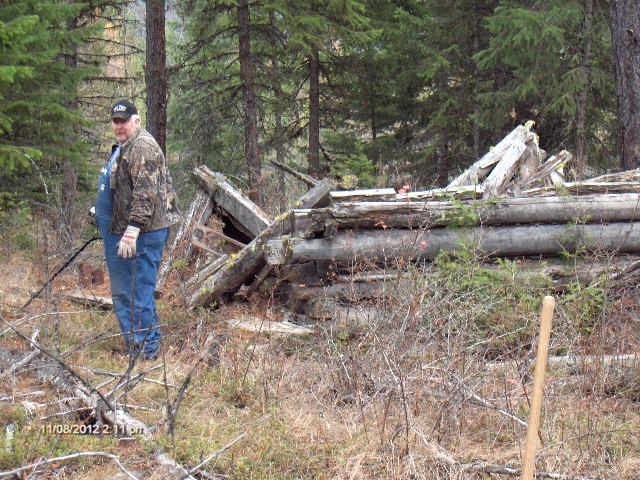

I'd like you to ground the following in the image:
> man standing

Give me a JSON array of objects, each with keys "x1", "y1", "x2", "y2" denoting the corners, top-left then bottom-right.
[{"x1": 94, "y1": 100, "x2": 181, "y2": 360}]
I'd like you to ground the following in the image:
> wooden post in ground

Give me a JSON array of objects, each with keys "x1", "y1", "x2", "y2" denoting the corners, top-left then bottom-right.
[{"x1": 521, "y1": 295, "x2": 555, "y2": 480}]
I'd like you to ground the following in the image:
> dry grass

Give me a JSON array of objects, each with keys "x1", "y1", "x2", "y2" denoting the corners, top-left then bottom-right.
[{"x1": 1, "y1": 241, "x2": 640, "y2": 479}]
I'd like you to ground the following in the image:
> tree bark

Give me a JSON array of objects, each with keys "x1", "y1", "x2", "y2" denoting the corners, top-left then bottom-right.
[
  {"x1": 308, "y1": 40, "x2": 321, "y2": 178},
  {"x1": 145, "y1": 0, "x2": 167, "y2": 155},
  {"x1": 574, "y1": 0, "x2": 594, "y2": 179},
  {"x1": 238, "y1": 0, "x2": 261, "y2": 203},
  {"x1": 610, "y1": 0, "x2": 640, "y2": 170}
]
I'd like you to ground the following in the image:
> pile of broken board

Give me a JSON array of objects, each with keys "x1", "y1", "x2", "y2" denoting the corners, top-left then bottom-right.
[{"x1": 159, "y1": 122, "x2": 640, "y2": 319}]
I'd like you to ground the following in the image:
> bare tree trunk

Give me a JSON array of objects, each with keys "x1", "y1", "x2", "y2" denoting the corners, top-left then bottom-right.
[
  {"x1": 610, "y1": 0, "x2": 640, "y2": 170},
  {"x1": 308, "y1": 41, "x2": 321, "y2": 178},
  {"x1": 238, "y1": 0, "x2": 261, "y2": 203},
  {"x1": 574, "y1": 0, "x2": 594, "y2": 179},
  {"x1": 145, "y1": 0, "x2": 167, "y2": 155}
]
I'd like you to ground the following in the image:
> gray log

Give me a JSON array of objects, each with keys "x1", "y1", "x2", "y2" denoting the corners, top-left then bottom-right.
[
  {"x1": 266, "y1": 221, "x2": 640, "y2": 265},
  {"x1": 294, "y1": 177, "x2": 338, "y2": 208}
]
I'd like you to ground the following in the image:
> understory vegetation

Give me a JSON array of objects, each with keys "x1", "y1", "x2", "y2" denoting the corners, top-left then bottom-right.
[{"x1": 1, "y1": 227, "x2": 639, "y2": 479}]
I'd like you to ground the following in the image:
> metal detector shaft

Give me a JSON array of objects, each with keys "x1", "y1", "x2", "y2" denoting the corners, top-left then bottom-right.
[{"x1": 21, "y1": 236, "x2": 101, "y2": 311}]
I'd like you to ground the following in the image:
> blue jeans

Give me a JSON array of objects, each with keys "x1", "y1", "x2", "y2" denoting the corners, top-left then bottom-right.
[{"x1": 97, "y1": 220, "x2": 168, "y2": 359}]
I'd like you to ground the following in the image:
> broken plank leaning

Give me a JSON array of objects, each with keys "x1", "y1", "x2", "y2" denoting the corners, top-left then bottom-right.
[{"x1": 192, "y1": 165, "x2": 270, "y2": 237}]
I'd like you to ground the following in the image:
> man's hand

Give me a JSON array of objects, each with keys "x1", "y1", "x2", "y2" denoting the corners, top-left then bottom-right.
[{"x1": 117, "y1": 226, "x2": 140, "y2": 258}]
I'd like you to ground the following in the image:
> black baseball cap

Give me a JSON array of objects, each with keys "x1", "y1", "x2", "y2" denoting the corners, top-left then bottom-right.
[{"x1": 111, "y1": 100, "x2": 138, "y2": 120}]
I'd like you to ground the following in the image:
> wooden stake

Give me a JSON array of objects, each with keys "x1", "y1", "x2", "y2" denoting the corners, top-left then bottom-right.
[{"x1": 521, "y1": 295, "x2": 555, "y2": 480}]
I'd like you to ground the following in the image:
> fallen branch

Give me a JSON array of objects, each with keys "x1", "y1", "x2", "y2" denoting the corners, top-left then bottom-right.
[
  {"x1": 0, "y1": 451, "x2": 139, "y2": 479},
  {"x1": 459, "y1": 461, "x2": 602, "y2": 480}
]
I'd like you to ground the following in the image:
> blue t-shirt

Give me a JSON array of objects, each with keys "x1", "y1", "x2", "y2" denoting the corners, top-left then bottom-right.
[{"x1": 95, "y1": 146, "x2": 119, "y2": 227}]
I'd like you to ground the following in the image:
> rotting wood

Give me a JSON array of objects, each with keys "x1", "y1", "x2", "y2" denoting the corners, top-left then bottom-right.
[
  {"x1": 158, "y1": 187, "x2": 213, "y2": 289},
  {"x1": 396, "y1": 185, "x2": 484, "y2": 201},
  {"x1": 266, "y1": 221, "x2": 640, "y2": 265},
  {"x1": 183, "y1": 254, "x2": 229, "y2": 291},
  {"x1": 316, "y1": 193, "x2": 640, "y2": 231},
  {"x1": 61, "y1": 290, "x2": 113, "y2": 309},
  {"x1": 448, "y1": 122, "x2": 534, "y2": 189},
  {"x1": 225, "y1": 317, "x2": 314, "y2": 335},
  {"x1": 293, "y1": 177, "x2": 337, "y2": 208},
  {"x1": 193, "y1": 165, "x2": 270, "y2": 236},
  {"x1": 481, "y1": 129, "x2": 538, "y2": 197},
  {"x1": 522, "y1": 181, "x2": 640, "y2": 197},
  {"x1": 510, "y1": 150, "x2": 572, "y2": 194},
  {"x1": 188, "y1": 212, "x2": 293, "y2": 308}
]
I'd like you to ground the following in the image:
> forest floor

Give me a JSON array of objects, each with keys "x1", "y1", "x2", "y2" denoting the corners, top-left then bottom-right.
[{"x1": 1, "y1": 239, "x2": 640, "y2": 480}]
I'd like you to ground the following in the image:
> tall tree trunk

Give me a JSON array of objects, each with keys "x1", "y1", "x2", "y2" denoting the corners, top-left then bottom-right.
[
  {"x1": 145, "y1": 0, "x2": 167, "y2": 155},
  {"x1": 61, "y1": 2, "x2": 78, "y2": 246},
  {"x1": 610, "y1": 0, "x2": 640, "y2": 170},
  {"x1": 472, "y1": 10, "x2": 481, "y2": 161},
  {"x1": 308, "y1": 41, "x2": 321, "y2": 178},
  {"x1": 270, "y1": 12, "x2": 286, "y2": 212},
  {"x1": 574, "y1": 0, "x2": 594, "y2": 179},
  {"x1": 238, "y1": 0, "x2": 261, "y2": 203}
]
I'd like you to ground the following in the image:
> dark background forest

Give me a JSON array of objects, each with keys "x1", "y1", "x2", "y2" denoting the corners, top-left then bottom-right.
[{"x1": 2, "y1": 0, "x2": 640, "y2": 242}]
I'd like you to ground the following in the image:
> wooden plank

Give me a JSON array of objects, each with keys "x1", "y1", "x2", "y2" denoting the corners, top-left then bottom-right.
[
  {"x1": 330, "y1": 188, "x2": 397, "y2": 203},
  {"x1": 157, "y1": 187, "x2": 213, "y2": 288},
  {"x1": 192, "y1": 165, "x2": 270, "y2": 236}
]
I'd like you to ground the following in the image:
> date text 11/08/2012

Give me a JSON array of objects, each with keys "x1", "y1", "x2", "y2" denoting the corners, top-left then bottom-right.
[{"x1": 40, "y1": 423, "x2": 145, "y2": 435}]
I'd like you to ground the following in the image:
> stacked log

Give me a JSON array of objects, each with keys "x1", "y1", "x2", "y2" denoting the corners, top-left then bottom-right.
[{"x1": 164, "y1": 124, "x2": 640, "y2": 317}]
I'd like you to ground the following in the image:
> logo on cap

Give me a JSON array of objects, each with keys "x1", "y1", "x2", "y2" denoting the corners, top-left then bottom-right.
[{"x1": 113, "y1": 105, "x2": 127, "y2": 112}]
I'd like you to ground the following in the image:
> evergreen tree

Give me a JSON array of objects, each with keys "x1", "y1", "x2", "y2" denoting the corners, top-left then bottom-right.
[
  {"x1": 476, "y1": 0, "x2": 615, "y2": 173},
  {"x1": 0, "y1": 0, "x2": 96, "y2": 203}
]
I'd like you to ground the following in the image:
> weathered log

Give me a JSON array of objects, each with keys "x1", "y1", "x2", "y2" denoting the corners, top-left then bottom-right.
[
  {"x1": 448, "y1": 122, "x2": 534, "y2": 188},
  {"x1": 157, "y1": 187, "x2": 213, "y2": 288},
  {"x1": 192, "y1": 165, "x2": 270, "y2": 236},
  {"x1": 293, "y1": 177, "x2": 337, "y2": 209},
  {"x1": 297, "y1": 193, "x2": 640, "y2": 232},
  {"x1": 590, "y1": 168, "x2": 640, "y2": 183},
  {"x1": 266, "y1": 221, "x2": 640, "y2": 265},
  {"x1": 481, "y1": 129, "x2": 538, "y2": 197},
  {"x1": 510, "y1": 150, "x2": 572, "y2": 194},
  {"x1": 523, "y1": 181, "x2": 640, "y2": 197},
  {"x1": 183, "y1": 254, "x2": 228, "y2": 291}
]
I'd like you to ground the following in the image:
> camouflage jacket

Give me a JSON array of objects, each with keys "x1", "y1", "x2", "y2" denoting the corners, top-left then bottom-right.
[{"x1": 109, "y1": 128, "x2": 181, "y2": 233}]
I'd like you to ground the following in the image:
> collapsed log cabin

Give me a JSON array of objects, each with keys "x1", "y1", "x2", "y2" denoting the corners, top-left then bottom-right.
[{"x1": 158, "y1": 123, "x2": 640, "y2": 319}]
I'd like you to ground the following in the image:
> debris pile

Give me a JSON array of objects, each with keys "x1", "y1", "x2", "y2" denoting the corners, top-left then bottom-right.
[{"x1": 161, "y1": 123, "x2": 640, "y2": 318}]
